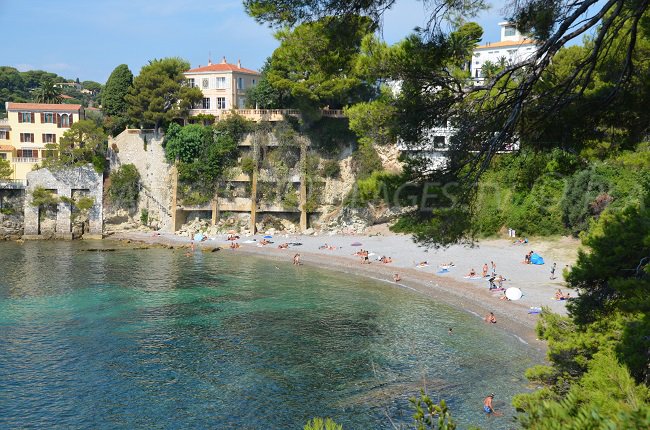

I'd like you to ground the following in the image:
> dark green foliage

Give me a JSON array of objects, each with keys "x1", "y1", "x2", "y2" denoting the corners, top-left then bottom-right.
[
  {"x1": 125, "y1": 58, "x2": 203, "y2": 129},
  {"x1": 320, "y1": 159, "x2": 340, "y2": 178},
  {"x1": 33, "y1": 79, "x2": 63, "y2": 104},
  {"x1": 304, "y1": 117, "x2": 356, "y2": 156},
  {"x1": 102, "y1": 64, "x2": 133, "y2": 136},
  {"x1": 514, "y1": 196, "x2": 650, "y2": 425},
  {"x1": 164, "y1": 123, "x2": 211, "y2": 163},
  {"x1": 264, "y1": 15, "x2": 377, "y2": 111},
  {"x1": 167, "y1": 119, "x2": 243, "y2": 206},
  {"x1": 352, "y1": 142, "x2": 382, "y2": 180},
  {"x1": 108, "y1": 164, "x2": 140, "y2": 210},
  {"x1": 560, "y1": 168, "x2": 610, "y2": 236},
  {"x1": 303, "y1": 417, "x2": 342, "y2": 430},
  {"x1": 140, "y1": 208, "x2": 149, "y2": 225},
  {"x1": 40, "y1": 120, "x2": 107, "y2": 173},
  {"x1": 30, "y1": 187, "x2": 59, "y2": 208},
  {"x1": 410, "y1": 391, "x2": 458, "y2": 429},
  {"x1": 0, "y1": 67, "x2": 66, "y2": 115}
]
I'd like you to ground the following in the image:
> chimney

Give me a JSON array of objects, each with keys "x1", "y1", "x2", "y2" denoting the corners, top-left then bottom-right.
[
  {"x1": 221, "y1": 56, "x2": 227, "y2": 64},
  {"x1": 237, "y1": 59, "x2": 241, "y2": 68}
]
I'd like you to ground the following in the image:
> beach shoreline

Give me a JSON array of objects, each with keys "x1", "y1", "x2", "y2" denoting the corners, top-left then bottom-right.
[{"x1": 107, "y1": 230, "x2": 580, "y2": 353}]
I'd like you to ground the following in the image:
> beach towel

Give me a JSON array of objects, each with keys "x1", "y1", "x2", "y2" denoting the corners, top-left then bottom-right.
[
  {"x1": 528, "y1": 307, "x2": 542, "y2": 314},
  {"x1": 437, "y1": 269, "x2": 449, "y2": 274},
  {"x1": 463, "y1": 276, "x2": 483, "y2": 280},
  {"x1": 530, "y1": 253, "x2": 545, "y2": 265}
]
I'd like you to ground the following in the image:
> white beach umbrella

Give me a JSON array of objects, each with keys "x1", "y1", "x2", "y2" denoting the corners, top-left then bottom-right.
[{"x1": 505, "y1": 287, "x2": 523, "y2": 301}]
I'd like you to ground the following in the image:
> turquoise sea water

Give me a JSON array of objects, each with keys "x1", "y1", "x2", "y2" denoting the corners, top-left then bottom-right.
[{"x1": 0, "y1": 242, "x2": 541, "y2": 429}]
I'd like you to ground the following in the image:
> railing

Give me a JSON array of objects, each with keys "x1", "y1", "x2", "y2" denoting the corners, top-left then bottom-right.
[
  {"x1": 0, "y1": 118, "x2": 9, "y2": 126},
  {"x1": 188, "y1": 108, "x2": 346, "y2": 122},
  {"x1": 0, "y1": 179, "x2": 27, "y2": 189},
  {"x1": 13, "y1": 157, "x2": 40, "y2": 163}
]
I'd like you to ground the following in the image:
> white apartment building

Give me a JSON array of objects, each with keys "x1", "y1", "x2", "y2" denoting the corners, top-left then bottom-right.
[
  {"x1": 470, "y1": 22, "x2": 538, "y2": 83},
  {"x1": 184, "y1": 57, "x2": 261, "y2": 116}
]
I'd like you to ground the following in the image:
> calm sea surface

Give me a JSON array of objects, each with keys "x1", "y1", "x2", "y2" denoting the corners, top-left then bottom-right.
[{"x1": 0, "y1": 241, "x2": 541, "y2": 429}]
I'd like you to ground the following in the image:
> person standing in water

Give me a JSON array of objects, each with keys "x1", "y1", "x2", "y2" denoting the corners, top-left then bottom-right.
[{"x1": 483, "y1": 393, "x2": 501, "y2": 415}]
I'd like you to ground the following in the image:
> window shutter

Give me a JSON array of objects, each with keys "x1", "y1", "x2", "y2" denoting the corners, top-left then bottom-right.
[
  {"x1": 41, "y1": 113, "x2": 45, "y2": 123},
  {"x1": 20, "y1": 133, "x2": 24, "y2": 143},
  {"x1": 31, "y1": 113, "x2": 35, "y2": 123},
  {"x1": 42, "y1": 134, "x2": 46, "y2": 143},
  {"x1": 69, "y1": 114, "x2": 74, "y2": 127},
  {"x1": 57, "y1": 114, "x2": 61, "y2": 128},
  {"x1": 17, "y1": 149, "x2": 22, "y2": 157},
  {"x1": 6, "y1": 131, "x2": 8, "y2": 140},
  {"x1": 18, "y1": 113, "x2": 22, "y2": 123}
]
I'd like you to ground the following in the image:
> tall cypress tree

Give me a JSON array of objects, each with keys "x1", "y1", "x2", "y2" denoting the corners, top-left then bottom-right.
[{"x1": 102, "y1": 64, "x2": 133, "y2": 118}]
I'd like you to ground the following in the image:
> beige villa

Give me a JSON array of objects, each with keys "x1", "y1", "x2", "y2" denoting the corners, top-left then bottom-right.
[
  {"x1": 0, "y1": 102, "x2": 85, "y2": 182},
  {"x1": 184, "y1": 57, "x2": 261, "y2": 116}
]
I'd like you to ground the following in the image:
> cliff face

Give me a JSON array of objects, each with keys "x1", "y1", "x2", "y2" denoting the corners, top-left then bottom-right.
[
  {"x1": 105, "y1": 128, "x2": 403, "y2": 235},
  {"x1": 0, "y1": 190, "x2": 24, "y2": 239}
]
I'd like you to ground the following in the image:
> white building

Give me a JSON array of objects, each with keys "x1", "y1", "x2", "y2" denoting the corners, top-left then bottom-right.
[{"x1": 470, "y1": 22, "x2": 538, "y2": 83}]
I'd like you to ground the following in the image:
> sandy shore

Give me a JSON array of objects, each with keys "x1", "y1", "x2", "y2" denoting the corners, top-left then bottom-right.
[{"x1": 108, "y1": 230, "x2": 579, "y2": 352}]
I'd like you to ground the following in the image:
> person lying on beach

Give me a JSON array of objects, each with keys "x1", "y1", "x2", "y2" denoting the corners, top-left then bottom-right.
[
  {"x1": 439, "y1": 262, "x2": 455, "y2": 267},
  {"x1": 417, "y1": 261, "x2": 429, "y2": 267},
  {"x1": 485, "y1": 312, "x2": 497, "y2": 323},
  {"x1": 260, "y1": 239, "x2": 270, "y2": 246},
  {"x1": 555, "y1": 289, "x2": 571, "y2": 300},
  {"x1": 227, "y1": 234, "x2": 240, "y2": 241},
  {"x1": 467, "y1": 268, "x2": 476, "y2": 277},
  {"x1": 393, "y1": 273, "x2": 401, "y2": 282},
  {"x1": 278, "y1": 243, "x2": 289, "y2": 249},
  {"x1": 318, "y1": 243, "x2": 329, "y2": 250},
  {"x1": 513, "y1": 238, "x2": 529, "y2": 245},
  {"x1": 379, "y1": 256, "x2": 393, "y2": 264}
]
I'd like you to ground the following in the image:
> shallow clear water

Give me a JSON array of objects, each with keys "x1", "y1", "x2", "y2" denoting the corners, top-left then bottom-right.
[{"x1": 0, "y1": 242, "x2": 540, "y2": 429}]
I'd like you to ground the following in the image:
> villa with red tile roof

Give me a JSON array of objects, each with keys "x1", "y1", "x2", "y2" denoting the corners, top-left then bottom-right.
[
  {"x1": 184, "y1": 57, "x2": 261, "y2": 116},
  {"x1": 0, "y1": 102, "x2": 84, "y2": 182}
]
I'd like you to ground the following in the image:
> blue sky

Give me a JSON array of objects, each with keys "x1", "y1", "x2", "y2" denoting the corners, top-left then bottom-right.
[{"x1": 0, "y1": 0, "x2": 507, "y2": 83}]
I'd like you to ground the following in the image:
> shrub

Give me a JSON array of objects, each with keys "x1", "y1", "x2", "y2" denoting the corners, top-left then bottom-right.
[
  {"x1": 560, "y1": 167, "x2": 610, "y2": 236},
  {"x1": 240, "y1": 156, "x2": 255, "y2": 177},
  {"x1": 282, "y1": 189, "x2": 299, "y2": 210},
  {"x1": 352, "y1": 141, "x2": 382, "y2": 179},
  {"x1": 140, "y1": 208, "x2": 149, "y2": 225},
  {"x1": 320, "y1": 159, "x2": 340, "y2": 178},
  {"x1": 108, "y1": 164, "x2": 140, "y2": 210}
]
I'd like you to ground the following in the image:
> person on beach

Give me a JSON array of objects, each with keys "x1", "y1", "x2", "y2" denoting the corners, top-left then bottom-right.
[
  {"x1": 417, "y1": 261, "x2": 428, "y2": 267},
  {"x1": 393, "y1": 273, "x2": 401, "y2": 282},
  {"x1": 485, "y1": 312, "x2": 497, "y2": 323},
  {"x1": 380, "y1": 256, "x2": 392, "y2": 264},
  {"x1": 191, "y1": 240, "x2": 195, "y2": 252},
  {"x1": 550, "y1": 262, "x2": 557, "y2": 279},
  {"x1": 278, "y1": 243, "x2": 289, "y2": 249},
  {"x1": 229, "y1": 241, "x2": 240, "y2": 249},
  {"x1": 482, "y1": 263, "x2": 489, "y2": 277},
  {"x1": 293, "y1": 253, "x2": 301, "y2": 265},
  {"x1": 467, "y1": 268, "x2": 477, "y2": 277},
  {"x1": 483, "y1": 393, "x2": 501, "y2": 415},
  {"x1": 491, "y1": 261, "x2": 496, "y2": 276}
]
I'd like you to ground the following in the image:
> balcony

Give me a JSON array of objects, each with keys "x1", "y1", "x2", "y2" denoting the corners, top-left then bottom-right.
[
  {"x1": 0, "y1": 179, "x2": 27, "y2": 189},
  {"x1": 14, "y1": 157, "x2": 40, "y2": 163}
]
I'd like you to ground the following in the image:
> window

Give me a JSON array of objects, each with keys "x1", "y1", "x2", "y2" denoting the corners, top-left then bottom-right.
[
  {"x1": 215, "y1": 77, "x2": 226, "y2": 89},
  {"x1": 504, "y1": 26, "x2": 516, "y2": 37},
  {"x1": 60, "y1": 114, "x2": 70, "y2": 128},
  {"x1": 202, "y1": 78, "x2": 209, "y2": 89},
  {"x1": 19, "y1": 149, "x2": 35, "y2": 158},
  {"x1": 187, "y1": 78, "x2": 195, "y2": 88},
  {"x1": 42, "y1": 133, "x2": 56, "y2": 144},
  {"x1": 0, "y1": 130, "x2": 8, "y2": 140},
  {"x1": 19, "y1": 112, "x2": 33, "y2": 123},
  {"x1": 216, "y1": 97, "x2": 226, "y2": 109},
  {"x1": 20, "y1": 133, "x2": 34, "y2": 143},
  {"x1": 237, "y1": 77, "x2": 244, "y2": 89},
  {"x1": 0, "y1": 153, "x2": 6, "y2": 160},
  {"x1": 202, "y1": 97, "x2": 211, "y2": 109},
  {"x1": 433, "y1": 136, "x2": 446, "y2": 149},
  {"x1": 252, "y1": 79, "x2": 256, "y2": 86},
  {"x1": 42, "y1": 112, "x2": 55, "y2": 123}
]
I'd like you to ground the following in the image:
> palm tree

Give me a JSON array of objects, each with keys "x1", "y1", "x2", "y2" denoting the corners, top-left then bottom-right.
[{"x1": 33, "y1": 80, "x2": 63, "y2": 104}]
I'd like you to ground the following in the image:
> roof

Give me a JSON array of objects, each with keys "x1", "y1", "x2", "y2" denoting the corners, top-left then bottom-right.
[
  {"x1": 475, "y1": 39, "x2": 537, "y2": 50},
  {"x1": 6, "y1": 102, "x2": 83, "y2": 112},
  {"x1": 186, "y1": 63, "x2": 260, "y2": 75},
  {"x1": 0, "y1": 144, "x2": 15, "y2": 152}
]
